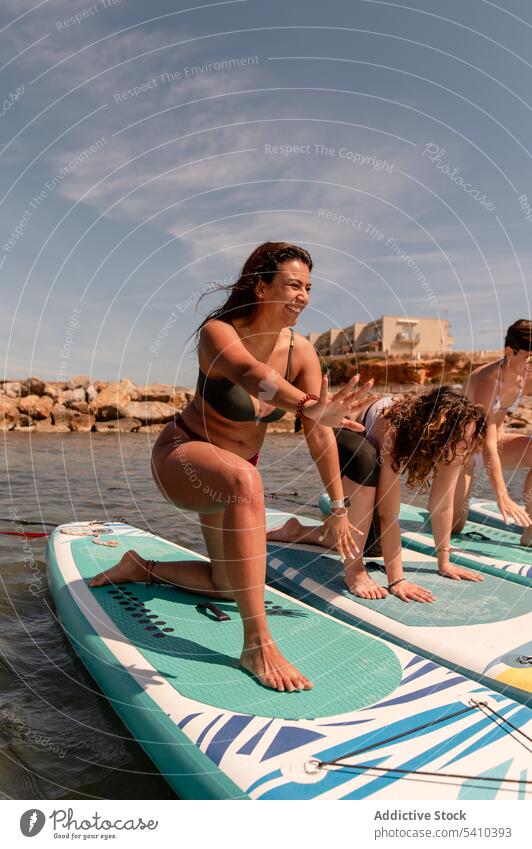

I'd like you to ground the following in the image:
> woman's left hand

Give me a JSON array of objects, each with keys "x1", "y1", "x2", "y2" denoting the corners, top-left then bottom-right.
[
  {"x1": 318, "y1": 511, "x2": 363, "y2": 562},
  {"x1": 439, "y1": 563, "x2": 484, "y2": 581},
  {"x1": 390, "y1": 580, "x2": 435, "y2": 603}
]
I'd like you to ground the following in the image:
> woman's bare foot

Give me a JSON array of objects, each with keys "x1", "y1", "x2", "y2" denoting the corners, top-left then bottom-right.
[
  {"x1": 240, "y1": 638, "x2": 313, "y2": 692},
  {"x1": 267, "y1": 517, "x2": 330, "y2": 548},
  {"x1": 344, "y1": 565, "x2": 388, "y2": 600},
  {"x1": 88, "y1": 549, "x2": 148, "y2": 587}
]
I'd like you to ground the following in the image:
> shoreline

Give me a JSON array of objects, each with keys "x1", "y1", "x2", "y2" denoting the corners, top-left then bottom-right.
[{"x1": 2, "y1": 373, "x2": 531, "y2": 436}]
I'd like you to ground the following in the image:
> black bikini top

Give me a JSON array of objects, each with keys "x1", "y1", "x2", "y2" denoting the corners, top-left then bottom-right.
[{"x1": 197, "y1": 328, "x2": 295, "y2": 423}]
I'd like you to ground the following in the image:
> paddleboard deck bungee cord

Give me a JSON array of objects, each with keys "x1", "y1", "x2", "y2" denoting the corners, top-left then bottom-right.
[
  {"x1": 266, "y1": 509, "x2": 532, "y2": 707},
  {"x1": 47, "y1": 520, "x2": 531, "y2": 800}
]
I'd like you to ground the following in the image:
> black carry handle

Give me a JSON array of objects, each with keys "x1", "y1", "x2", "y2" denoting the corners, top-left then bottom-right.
[{"x1": 196, "y1": 602, "x2": 231, "y2": 622}]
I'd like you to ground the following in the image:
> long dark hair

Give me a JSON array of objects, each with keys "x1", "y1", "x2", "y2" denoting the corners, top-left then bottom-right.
[
  {"x1": 191, "y1": 242, "x2": 313, "y2": 344},
  {"x1": 383, "y1": 385, "x2": 487, "y2": 490}
]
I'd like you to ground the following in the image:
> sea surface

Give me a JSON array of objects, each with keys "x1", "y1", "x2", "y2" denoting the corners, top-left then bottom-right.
[{"x1": 0, "y1": 432, "x2": 527, "y2": 800}]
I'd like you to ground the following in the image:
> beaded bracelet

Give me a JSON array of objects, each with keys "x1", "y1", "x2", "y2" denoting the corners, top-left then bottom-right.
[{"x1": 295, "y1": 393, "x2": 319, "y2": 422}]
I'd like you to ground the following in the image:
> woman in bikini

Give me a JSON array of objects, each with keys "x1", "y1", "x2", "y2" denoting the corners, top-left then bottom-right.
[
  {"x1": 89, "y1": 242, "x2": 376, "y2": 692},
  {"x1": 269, "y1": 386, "x2": 487, "y2": 601},
  {"x1": 452, "y1": 319, "x2": 532, "y2": 545}
]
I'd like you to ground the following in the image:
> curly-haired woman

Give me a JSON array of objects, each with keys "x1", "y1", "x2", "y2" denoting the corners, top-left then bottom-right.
[
  {"x1": 89, "y1": 242, "x2": 376, "y2": 692},
  {"x1": 268, "y1": 386, "x2": 487, "y2": 602},
  {"x1": 454, "y1": 319, "x2": 532, "y2": 545}
]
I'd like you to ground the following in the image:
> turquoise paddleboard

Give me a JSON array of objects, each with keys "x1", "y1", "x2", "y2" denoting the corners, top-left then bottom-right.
[
  {"x1": 320, "y1": 493, "x2": 532, "y2": 586},
  {"x1": 398, "y1": 503, "x2": 532, "y2": 587},
  {"x1": 469, "y1": 499, "x2": 528, "y2": 536},
  {"x1": 47, "y1": 520, "x2": 531, "y2": 800},
  {"x1": 266, "y1": 509, "x2": 532, "y2": 707}
]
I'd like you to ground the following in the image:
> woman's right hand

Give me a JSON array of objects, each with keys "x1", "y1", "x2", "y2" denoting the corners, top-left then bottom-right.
[{"x1": 303, "y1": 374, "x2": 378, "y2": 431}]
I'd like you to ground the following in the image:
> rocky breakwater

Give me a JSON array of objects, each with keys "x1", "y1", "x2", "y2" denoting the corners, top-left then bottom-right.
[{"x1": 0, "y1": 376, "x2": 194, "y2": 434}]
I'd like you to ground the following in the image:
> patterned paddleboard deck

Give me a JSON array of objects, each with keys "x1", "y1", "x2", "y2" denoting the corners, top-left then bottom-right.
[
  {"x1": 46, "y1": 521, "x2": 531, "y2": 800},
  {"x1": 265, "y1": 509, "x2": 532, "y2": 708}
]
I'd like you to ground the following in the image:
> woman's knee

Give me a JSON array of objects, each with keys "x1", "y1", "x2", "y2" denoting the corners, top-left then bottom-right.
[{"x1": 229, "y1": 463, "x2": 264, "y2": 502}]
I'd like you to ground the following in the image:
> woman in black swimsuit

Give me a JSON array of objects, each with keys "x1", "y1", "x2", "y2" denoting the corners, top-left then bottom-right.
[{"x1": 89, "y1": 242, "x2": 376, "y2": 692}]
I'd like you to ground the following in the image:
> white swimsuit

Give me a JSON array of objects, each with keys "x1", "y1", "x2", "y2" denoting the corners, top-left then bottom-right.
[
  {"x1": 492, "y1": 360, "x2": 524, "y2": 415},
  {"x1": 362, "y1": 396, "x2": 394, "y2": 449}
]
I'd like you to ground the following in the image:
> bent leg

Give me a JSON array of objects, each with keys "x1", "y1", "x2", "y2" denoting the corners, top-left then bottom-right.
[
  {"x1": 149, "y1": 433, "x2": 311, "y2": 690},
  {"x1": 335, "y1": 429, "x2": 386, "y2": 599},
  {"x1": 88, "y1": 548, "x2": 233, "y2": 597},
  {"x1": 266, "y1": 517, "x2": 327, "y2": 547}
]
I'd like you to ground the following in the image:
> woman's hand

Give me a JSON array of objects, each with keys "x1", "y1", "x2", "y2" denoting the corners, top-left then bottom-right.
[
  {"x1": 439, "y1": 563, "x2": 483, "y2": 581},
  {"x1": 303, "y1": 374, "x2": 378, "y2": 431},
  {"x1": 496, "y1": 491, "x2": 532, "y2": 527},
  {"x1": 389, "y1": 580, "x2": 435, "y2": 603},
  {"x1": 317, "y1": 510, "x2": 363, "y2": 562}
]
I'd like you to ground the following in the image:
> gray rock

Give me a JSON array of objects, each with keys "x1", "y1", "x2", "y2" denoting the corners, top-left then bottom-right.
[
  {"x1": 61, "y1": 388, "x2": 86, "y2": 407},
  {"x1": 89, "y1": 379, "x2": 136, "y2": 420},
  {"x1": 125, "y1": 400, "x2": 177, "y2": 424},
  {"x1": 43, "y1": 383, "x2": 59, "y2": 401},
  {"x1": 93, "y1": 417, "x2": 141, "y2": 433},
  {"x1": 132, "y1": 383, "x2": 174, "y2": 403},
  {"x1": 66, "y1": 400, "x2": 89, "y2": 414},
  {"x1": 20, "y1": 377, "x2": 47, "y2": 397},
  {"x1": 18, "y1": 395, "x2": 54, "y2": 420},
  {"x1": 3, "y1": 382, "x2": 22, "y2": 398},
  {"x1": 65, "y1": 375, "x2": 91, "y2": 390},
  {"x1": 0, "y1": 398, "x2": 20, "y2": 431},
  {"x1": 69, "y1": 414, "x2": 95, "y2": 433},
  {"x1": 86, "y1": 383, "x2": 97, "y2": 403}
]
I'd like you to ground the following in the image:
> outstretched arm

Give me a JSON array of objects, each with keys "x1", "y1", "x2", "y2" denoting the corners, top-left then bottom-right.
[
  {"x1": 296, "y1": 339, "x2": 374, "y2": 560},
  {"x1": 200, "y1": 321, "x2": 304, "y2": 412},
  {"x1": 429, "y1": 463, "x2": 483, "y2": 581},
  {"x1": 200, "y1": 321, "x2": 373, "y2": 429},
  {"x1": 377, "y1": 446, "x2": 434, "y2": 603},
  {"x1": 471, "y1": 381, "x2": 531, "y2": 526}
]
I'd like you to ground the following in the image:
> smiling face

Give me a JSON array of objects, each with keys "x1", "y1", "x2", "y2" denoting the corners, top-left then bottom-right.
[
  {"x1": 256, "y1": 258, "x2": 311, "y2": 325},
  {"x1": 505, "y1": 345, "x2": 532, "y2": 376}
]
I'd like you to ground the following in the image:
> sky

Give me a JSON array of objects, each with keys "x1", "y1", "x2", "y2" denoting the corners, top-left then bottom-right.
[{"x1": 1, "y1": 0, "x2": 531, "y2": 387}]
